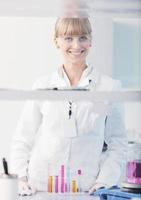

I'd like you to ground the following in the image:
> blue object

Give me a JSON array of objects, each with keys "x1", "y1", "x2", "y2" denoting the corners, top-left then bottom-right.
[{"x1": 94, "y1": 187, "x2": 141, "y2": 200}]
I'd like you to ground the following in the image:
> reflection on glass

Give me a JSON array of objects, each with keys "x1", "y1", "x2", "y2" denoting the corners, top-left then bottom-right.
[{"x1": 113, "y1": 18, "x2": 141, "y2": 89}]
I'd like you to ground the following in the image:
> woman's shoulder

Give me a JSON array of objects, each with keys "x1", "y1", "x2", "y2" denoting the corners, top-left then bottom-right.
[{"x1": 32, "y1": 73, "x2": 57, "y2": 90}]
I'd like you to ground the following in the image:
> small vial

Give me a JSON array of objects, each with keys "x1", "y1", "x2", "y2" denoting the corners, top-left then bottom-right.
[{"x1": 72, "y1": 180, "x2": 77, "y2": 193}]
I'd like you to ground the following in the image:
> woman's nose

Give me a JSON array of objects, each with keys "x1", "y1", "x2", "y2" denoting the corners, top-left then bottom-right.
[{"x1": 72, "y1": 39, "x2": 81, "y2": 48}]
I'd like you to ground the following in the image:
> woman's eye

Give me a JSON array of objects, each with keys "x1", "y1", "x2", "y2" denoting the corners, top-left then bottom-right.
[
  {"x1": 64, "y1": 37, "x2": 72, "y2": 41},
  {"x1": 79, "y1": 36, "x2": 88, "y2": 41}
]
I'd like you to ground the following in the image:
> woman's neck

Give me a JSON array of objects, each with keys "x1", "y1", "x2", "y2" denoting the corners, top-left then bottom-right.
[{"x1": 63, "y1": 62, "x2": 87, "y2": 86}]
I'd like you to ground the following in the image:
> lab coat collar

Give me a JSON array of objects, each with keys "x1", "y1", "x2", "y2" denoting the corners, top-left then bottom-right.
[{"x1": 57, "y1": 64, "x2": 100, "y2": 88}]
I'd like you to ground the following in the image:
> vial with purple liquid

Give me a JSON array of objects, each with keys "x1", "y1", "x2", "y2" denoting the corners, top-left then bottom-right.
[
  {"x1": 126, "y1": 142, "x2": 141, "y2": 184},
  {"x1": 126, "y1": 160, "x2": 141, "y2": 184}
]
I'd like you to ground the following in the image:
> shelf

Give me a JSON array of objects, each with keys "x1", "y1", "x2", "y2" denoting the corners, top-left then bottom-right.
[
  {"x1": 18, "y1": 192, "x2": 96, "y2": 200},
  {"x1": 0, "y1": 0, "x2": 140, "y2": 17},
  {"x1": 0, "y1": 89, "x2": 141, "y2": 102}
]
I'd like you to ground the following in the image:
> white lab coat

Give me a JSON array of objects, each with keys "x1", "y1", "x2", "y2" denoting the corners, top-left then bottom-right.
[{"x1": 10, "y1": 65, "x2": 127, "y2": 191}]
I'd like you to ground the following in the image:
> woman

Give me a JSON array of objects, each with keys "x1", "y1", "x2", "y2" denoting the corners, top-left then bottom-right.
[{"x1": 10, "y1": 18, "x2": 127, "y2": 196}]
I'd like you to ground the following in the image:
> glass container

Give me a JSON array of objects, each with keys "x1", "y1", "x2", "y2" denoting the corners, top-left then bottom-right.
[{"x1": 126, "y1": 142, "x2": 141, "y2": 184}]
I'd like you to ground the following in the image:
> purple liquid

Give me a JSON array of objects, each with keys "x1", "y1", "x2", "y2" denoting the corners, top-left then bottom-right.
[{"x1": 126, "y1": 160, "x2": 141, "y2": 184}]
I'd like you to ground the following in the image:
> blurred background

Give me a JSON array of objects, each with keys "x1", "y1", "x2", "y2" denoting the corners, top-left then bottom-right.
[{"x1": 0, "y1": 0, "x2": 141, "y2": 171}]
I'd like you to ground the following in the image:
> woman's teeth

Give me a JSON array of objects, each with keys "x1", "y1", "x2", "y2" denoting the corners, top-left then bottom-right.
[{"x1": 68, "y1": 50, "x2": 84, "y2": 54}]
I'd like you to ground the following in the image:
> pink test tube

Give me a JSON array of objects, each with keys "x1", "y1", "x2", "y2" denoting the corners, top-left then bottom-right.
[
  {"x1": 61, "y1": 165, "x2": 65, "y2": 193},
  {"x1": 65, "y1": 183, "x2": 67, "y2": 193},
  {"x1": 55, "y1": 176, "x2": 59, "y2": 193}
]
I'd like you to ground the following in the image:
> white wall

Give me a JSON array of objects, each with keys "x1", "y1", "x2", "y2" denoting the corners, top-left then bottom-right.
[{"x1": 0, "y1": 17, "x2": 60, "y2": 89}]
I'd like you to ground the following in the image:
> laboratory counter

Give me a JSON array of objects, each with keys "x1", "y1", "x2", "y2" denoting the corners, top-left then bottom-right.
[{"x1": 18, "y1": 192, "x2": 99, "y2": 200}]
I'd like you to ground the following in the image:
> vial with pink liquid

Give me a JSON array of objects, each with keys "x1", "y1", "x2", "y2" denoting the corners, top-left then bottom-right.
[{"x1": 126, "y1": 142, "x2": 141, "y2": 184}]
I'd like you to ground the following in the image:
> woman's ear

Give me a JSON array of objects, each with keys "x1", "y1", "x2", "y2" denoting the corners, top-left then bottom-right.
[
  {"x1": 54, "y1": 38, "x2": 60, "y2": 49},
  {"x1": 88, "y1": 36, "x2": 92, "y2": 47}
]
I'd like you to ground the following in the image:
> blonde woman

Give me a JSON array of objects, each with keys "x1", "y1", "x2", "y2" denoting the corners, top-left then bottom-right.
[{"x1": 10, "y1": 18, "x2": 127, "y2": 196}]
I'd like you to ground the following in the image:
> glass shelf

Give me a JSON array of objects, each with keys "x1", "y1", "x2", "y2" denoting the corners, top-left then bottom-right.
[
  {"x1": 0, "y1": 0, "x2": 140, "y2": 17},
  {"x1": 0, "y1": 89, "x2": 141, "y2": 102}
]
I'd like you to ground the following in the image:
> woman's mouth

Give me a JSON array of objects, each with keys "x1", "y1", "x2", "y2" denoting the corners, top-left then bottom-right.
[{"x1": 68, "y1": 50, "x2": 85, "y2": 55}]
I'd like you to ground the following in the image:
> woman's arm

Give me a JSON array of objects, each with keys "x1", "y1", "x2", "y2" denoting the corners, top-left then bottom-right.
[
  {"x1": 95, "y1": 101, "x2": 127, "y2": 186},
  {"x1": 89, "y1": 80, "x2": 128, "y2": 194},
  {"x1": 10, "y1": 99, "x2": 42, "y2": 178}
]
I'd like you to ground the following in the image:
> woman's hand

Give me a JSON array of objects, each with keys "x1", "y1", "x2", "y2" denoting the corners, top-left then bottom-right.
[
  {"x1": 89, "y1": 187, "x2": 96, "y2": 195},
  {"x1": 18, "y1": 176, "x2": 37, "y2": 196},
  {"x1": 89, "y1": 183, "x2": 107, "y2": 195}
]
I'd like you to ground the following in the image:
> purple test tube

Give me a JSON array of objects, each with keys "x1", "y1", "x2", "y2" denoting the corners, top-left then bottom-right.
[
  {"x1": 61, "y1": 165, "x2": 65, "y2": 193},
  {"x1": 55, "y1": 176, "x2": 58, "y2": 193}
]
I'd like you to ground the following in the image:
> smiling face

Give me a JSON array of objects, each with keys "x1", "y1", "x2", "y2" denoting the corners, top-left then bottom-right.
[
  {"x1": 56, "y1": 34, "x2": 91, "y2": 64},
  {"x1": 54, "y1": 18, "x2": 92, "y2": 65}
]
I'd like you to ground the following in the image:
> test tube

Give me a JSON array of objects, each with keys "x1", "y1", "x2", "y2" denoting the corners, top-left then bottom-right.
[
  {"x1": 55, "y1": 176, "x2": 58, "y2": 193},
  {"x1": 48, "y1": 176, "x2": 53, "y2": 193},
  {"x1": 72, "y1": 180, "x2": 77, "y2": 193},
  {"x1": 47, "y1": 163, "x2": 52, "y2": 193},
  {"x1": 66, "y1": 166, "x2": 71, "y2": 193},
  {"x1": 65, "y1": 182, "x2": 67, "y2": 193},
  {"x1": 77, "y1": 169, "x2": 82, "y2": 192},
  {"x1": 61, "y1": 165, "x2": 65, "y2": 193}
]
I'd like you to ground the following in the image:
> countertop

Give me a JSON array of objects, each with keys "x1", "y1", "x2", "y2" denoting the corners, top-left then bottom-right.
[{"x1": 18, "y1": 192, "x2": 100, "y2": 200}]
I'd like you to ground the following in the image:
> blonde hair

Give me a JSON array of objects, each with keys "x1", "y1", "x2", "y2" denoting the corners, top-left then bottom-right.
[{"x1": 54, "y1": 18, "x2": 92, "y2": 39}]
